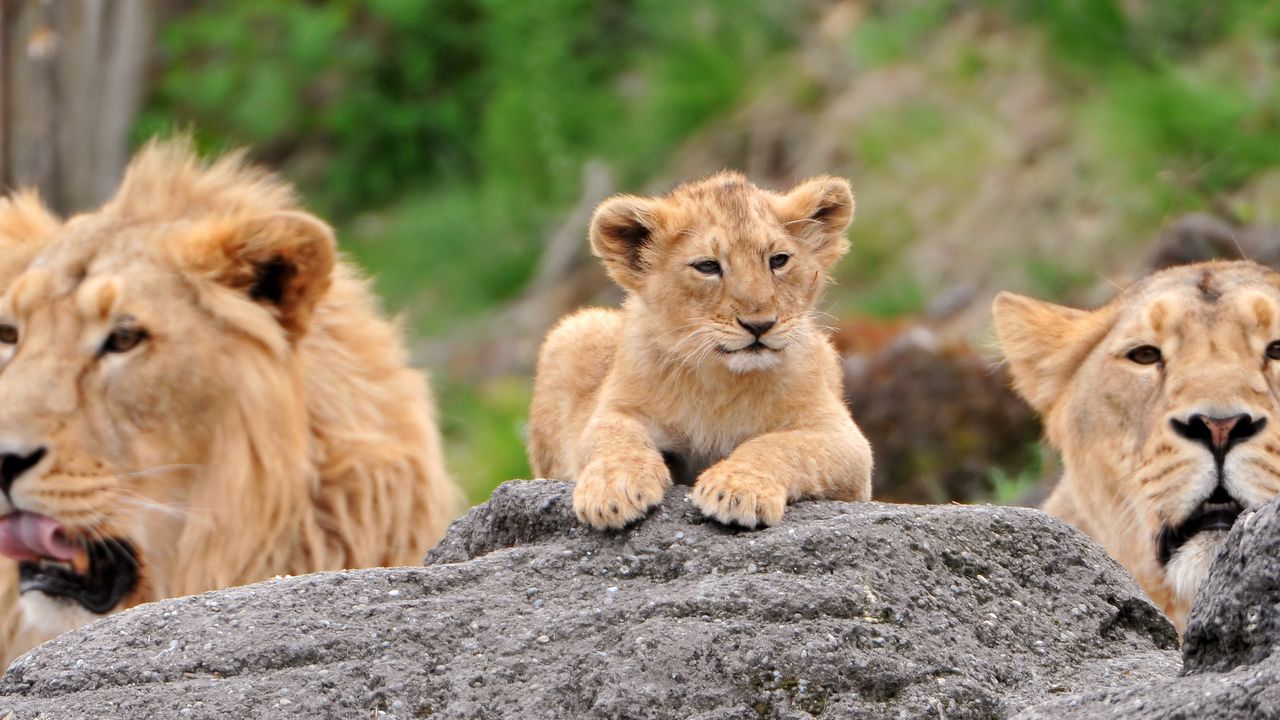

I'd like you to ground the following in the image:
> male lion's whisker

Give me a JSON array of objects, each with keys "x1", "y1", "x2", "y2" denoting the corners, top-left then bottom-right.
[{"x1": 116, "y1": 464, "x2": 202, "y2": 480}]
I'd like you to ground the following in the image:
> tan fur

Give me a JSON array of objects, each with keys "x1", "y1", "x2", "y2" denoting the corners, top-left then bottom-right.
[
  {"x1": 995, "y1": 261, "x2": 1280, "y2": 630},
  {"x1": 528, "y1": 172, "x2": 872, "y2": 529},
  {"x1": 0, "y1": 138, "x2": 459, "y2": 664}
]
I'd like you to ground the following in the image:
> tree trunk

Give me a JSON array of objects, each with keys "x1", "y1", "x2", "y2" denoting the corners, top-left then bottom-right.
[{"x1": 0, "y1": 0, "x2": 154, "y2": 214}]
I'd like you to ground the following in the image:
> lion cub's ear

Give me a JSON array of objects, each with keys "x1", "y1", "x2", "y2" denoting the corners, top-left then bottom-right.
[
  {"x1": 993, "y1": 291, "x2": 1115, "y2": 414},
  {"x1": 589, "y1": 195, "x2": 662, "y2": 290},
  {"x1": 774, "y1": 176, "x2": 854, "y2": 267},
  {"x1": 178, "y1": 211, "x2": 336, "y2": 338}
]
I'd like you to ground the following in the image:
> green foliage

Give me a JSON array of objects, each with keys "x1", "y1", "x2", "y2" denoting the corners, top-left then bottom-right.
[
  {"x1": 436, "y1": 376, "x2": 532, "y2": 504},
  {"x1": 986, "y1": 444, "x2": 1049, "y2": 506},
  {"x1": 848, "y1": 273, "x2": 928, "y2": 319},
  {"x1": 144, "y1": 0, "x2": 799, "y2": 328},
  {"x1": 1089, "y1": 68, "x2": 1280, "y2": 198},
  {"x1": 344, "y1": 187, "x2": 539, "y2": 335},
  {"x1": 850, "y1": 0, "x2": 956, "y2": 67},
  {"x1": 1025, "y1": 258, "x2": 1093, "y2": 301},
  {"x1": 137, "y1": 0, "x2": 1280, "y2": 504}
]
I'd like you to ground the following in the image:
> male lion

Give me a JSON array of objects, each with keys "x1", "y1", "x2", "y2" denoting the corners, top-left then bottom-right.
[
  {"x1": 528, "y1": 172, "x2": 873, "y2": 530},
  {"x1": 0, "y1": 139, "x2": 459, "y2": 663},
  {"x1": 995, "y1": 260, "x2": 1280, "y2": 630}
]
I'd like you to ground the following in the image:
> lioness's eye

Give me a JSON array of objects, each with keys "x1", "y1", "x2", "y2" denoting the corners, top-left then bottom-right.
[
  {"x1": 101, "y1": 326, "x2": 147, "y2": 355},
  {"x1": 691, "y1": 259, "x2": 722, "y2": 275},
  {"x1": 1267, "y1": 341, "x2": 1280, "y2": 361},
  {"x1": 769, "y1": 253, "x2": 790, "y2": 270},
  {"x1": 1127, "y1": 345, "x2": 1162, "y2": 365},
  {"x1": 0, "y1": 324, "x2": 16, "y2": 345}
]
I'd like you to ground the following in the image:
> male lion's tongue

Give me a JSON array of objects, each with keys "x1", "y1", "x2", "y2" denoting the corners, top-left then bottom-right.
[{"x1": 0, "y1": 512, "x2": 77, "y2": 563}]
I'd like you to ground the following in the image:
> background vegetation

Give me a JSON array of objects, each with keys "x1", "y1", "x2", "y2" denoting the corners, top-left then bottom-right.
[{"x1": 134, "y1": 0, "x2": 1280, "y2": 503}]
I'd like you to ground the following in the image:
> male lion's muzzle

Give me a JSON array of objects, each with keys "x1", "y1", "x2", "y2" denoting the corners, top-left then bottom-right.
[{"x1": 0, "y1": 512, "x2": 139, "y2": 614}]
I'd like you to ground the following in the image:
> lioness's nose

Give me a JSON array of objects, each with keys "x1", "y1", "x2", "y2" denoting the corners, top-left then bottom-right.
[
  {"x1": 737, "y1": 318, "x2": 776, "y2": 338},
  {"x1": 0, "y1": 447, "x2": 46, "y2": 495},
  {"x1": 1171, "y1": 413, "x2": 1267, "y2": 458}
]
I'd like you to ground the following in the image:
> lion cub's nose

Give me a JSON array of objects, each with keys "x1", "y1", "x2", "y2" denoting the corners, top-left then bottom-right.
[
  {"x1": 1171, "y1": 413, "x2": 1267, "y2": 458},
  {"x1": 737, "y1": 318, "x2": 776, "y2": 338}
]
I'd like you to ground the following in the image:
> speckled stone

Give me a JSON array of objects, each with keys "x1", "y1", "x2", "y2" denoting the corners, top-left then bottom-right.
[{"x1": 0, "y1": 480, "x2": 1178, "y2": 719}]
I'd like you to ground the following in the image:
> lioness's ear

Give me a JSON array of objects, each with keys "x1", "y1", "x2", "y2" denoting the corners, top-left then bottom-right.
[
  {"x1": 775, "y1": 176, "x2": 854, "y2": 266},
  {"x1": 993, "y1": 291, "x2": 1115, "y2": 414},
  {"x1": 179, "y1": 211, "x2": 336, "y2": 338},
  {"x1": 589, "y1": 195, "x2": 661, "y2": 290}
]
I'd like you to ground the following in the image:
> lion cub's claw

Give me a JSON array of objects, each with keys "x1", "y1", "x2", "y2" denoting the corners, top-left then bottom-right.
[
  {"x1": 692, "y1": 465, "x2": 787, "y2": 528},
  {"x1": 573, "y1": 458, "x2": 669, "y2": 530}
]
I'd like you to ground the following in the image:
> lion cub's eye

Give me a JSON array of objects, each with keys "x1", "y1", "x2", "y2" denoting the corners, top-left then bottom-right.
[
  {"x1": 0, "y1": 324, "x2": 16, "y2": 345},
  {"x1": 101, "y1": 326, "x2": 148, "y2": 355},
  {"x1": 690, "y1": 259, "x2": 722, "y2": 275},
  {"x1": 1267, "y1": 341, "x2": 1280, "y2": 361},
  {"x1": 1127, "y1": 345, "x2": 1162, "y2": 365},
  {"x1": 769, "y1": 253, "x2": 790, "y2": 270}
]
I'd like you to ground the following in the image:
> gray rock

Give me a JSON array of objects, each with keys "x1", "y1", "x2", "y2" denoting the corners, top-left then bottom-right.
[
  {"x1": 1018, "y1": 495, "x2": 1280, "y2": 719},
  {"x1": 1182, "y1": 500, "x2": 1280, "y2": 673},
  {"x1": 0, "y1": 480, "x2": 1178, "y2": 719}
]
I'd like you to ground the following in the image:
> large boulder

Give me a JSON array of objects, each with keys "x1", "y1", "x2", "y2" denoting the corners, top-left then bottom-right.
[
  {"x1": 1017, "y1": 495, "x2": 1280, "y2": 719},
  {"x1": 0, "y1": 481, "x2": 1176, "y2": 719}
]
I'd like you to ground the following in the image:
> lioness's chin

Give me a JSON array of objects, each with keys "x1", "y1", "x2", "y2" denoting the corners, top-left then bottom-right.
[
  {"x1": 721, "y1": 349, "x2": 784, "y2": 374},
  {"x1": 1165, "y1": 529, "x2": 1228, "y2": 607},
  {"x1": 18, "y1": 591, "x2": 99, "y2": 639}
]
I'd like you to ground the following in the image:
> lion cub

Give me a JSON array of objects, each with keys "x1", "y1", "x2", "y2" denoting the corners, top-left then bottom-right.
[{"x1": 528, "y1": 172, "x2": 872, "y2": 530}]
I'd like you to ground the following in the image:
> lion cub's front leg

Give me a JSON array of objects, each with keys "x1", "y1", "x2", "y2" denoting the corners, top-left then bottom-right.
[
  {"x1": 573, "y1": 412, "x2": 671, "y2": 529},
  {"x1": 691, "y1": 420, "x2": 872, "y2": 528}
]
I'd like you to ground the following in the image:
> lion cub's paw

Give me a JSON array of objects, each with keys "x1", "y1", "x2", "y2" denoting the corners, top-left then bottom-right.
[
  {"x1": 573, "y1": 455, "x2": 670, "y2": 530},
  {"x1": 691, "y1": 464, "x2": 787, "y2": 528}
]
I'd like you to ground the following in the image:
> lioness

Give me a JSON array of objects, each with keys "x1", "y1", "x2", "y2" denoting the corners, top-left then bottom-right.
[
  {"x1": 528, "y1": 172, "x2": 873, "y2": 530},
  {"x1": 995, "y1": 260, "x2": 1280, "y2": 629},
  {"x1": 0, "y1": 139, "x2": 459, "y2": 663}
]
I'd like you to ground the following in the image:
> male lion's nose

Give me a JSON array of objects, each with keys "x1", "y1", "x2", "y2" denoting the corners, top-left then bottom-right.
[
  {"x1": 737, "y1": 318, "x2": 776, "y2": 338},
  {"x1": 1171, "y1": 413, "x2": 1267, "y2": 458},
  {"x1": 0, "y1": 447, "x2": 46, "y2": 495}
]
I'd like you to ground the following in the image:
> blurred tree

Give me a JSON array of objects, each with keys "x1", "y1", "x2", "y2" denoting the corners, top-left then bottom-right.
[{"x1": 0, "y1": 0, "x2": 153, "y2": 213}]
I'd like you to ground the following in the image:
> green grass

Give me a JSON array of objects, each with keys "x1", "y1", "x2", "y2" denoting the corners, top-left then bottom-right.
[
  {"x1": 436, "y1": 375, "x2": 533, "y2": 504},
  {"x1": 342, "y1": 186, "x2": 545, "y2": 336}
]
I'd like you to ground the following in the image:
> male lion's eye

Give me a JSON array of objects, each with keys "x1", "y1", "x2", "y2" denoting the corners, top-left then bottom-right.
[
  {"x1": 101, "y1": 326, "x2": 147, "y2": 355},
  {"x1": 0, "y1": 324, "x2": 16, "y2": 345},
  {"x1": 769, "y1": 253, "x2": 790, "y2": 270},
  {"x1": 1127, "y1": 345, "x2": 1162, "y2": 365},
  {"x1": 1267, "y1": 341, "x2": 1280, "y2": 361},
  {"x1": 690, "y1": 259, "x2": 722, "y2": 275}
]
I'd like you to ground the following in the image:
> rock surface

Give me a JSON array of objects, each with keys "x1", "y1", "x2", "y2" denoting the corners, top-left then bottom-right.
[
  {"x1": 0, "y1": 480, "x2": 1178, "y2": 719},
  {"x1": 1017, "y1": 495, "x2": 1280, "y2": 719}
]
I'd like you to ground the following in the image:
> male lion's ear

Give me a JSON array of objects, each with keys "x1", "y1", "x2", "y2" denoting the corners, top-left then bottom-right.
[
  {"x1": 0, "y1": 191, "x2": 58, "y2": 248},
  {"x1": 775, "y1": 176, "x2": 854, "y2": 266},
  {"x1": 993, "y1": 291, "x2": 1114, "y2": 414},
  {"x1": 589, "y1": 195, "x2": 661, "y2": 290},
  {"x1": 179, "y1": 211, "x2": 336, "y2": 338},
  {"x1": 0, "y1": 191, "x2": 58, "y2": 285}
]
